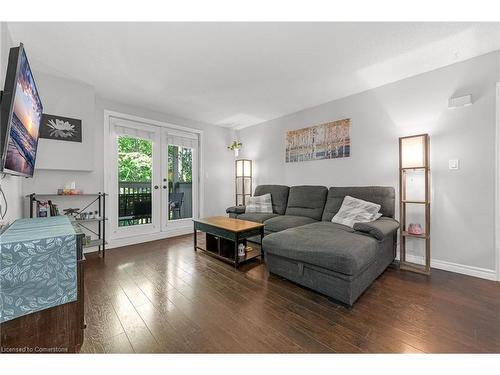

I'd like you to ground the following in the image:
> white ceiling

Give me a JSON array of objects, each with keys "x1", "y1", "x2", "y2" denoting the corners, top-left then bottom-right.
[{"x1": 7, "y1": 22, "x2": 500, "y2": 128}]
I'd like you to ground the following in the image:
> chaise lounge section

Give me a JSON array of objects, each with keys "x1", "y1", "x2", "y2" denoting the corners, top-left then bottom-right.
[{"x1": 226, "y1": 185, "x2": 399, "y2": 306}]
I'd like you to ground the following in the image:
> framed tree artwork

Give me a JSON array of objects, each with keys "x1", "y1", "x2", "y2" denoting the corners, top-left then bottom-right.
[{"x1": 285, "y1": 118, "x2": 351, "y2": 163}]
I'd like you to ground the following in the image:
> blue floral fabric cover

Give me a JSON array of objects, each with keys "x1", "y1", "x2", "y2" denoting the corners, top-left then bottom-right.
[{"x1": 0, "y1": 216, "x2": 77, "y2": 323}]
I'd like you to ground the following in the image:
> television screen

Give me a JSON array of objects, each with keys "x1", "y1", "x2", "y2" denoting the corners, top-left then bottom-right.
[{"x1": 0, "y1": 44, "x2": 42, "y2": 177}]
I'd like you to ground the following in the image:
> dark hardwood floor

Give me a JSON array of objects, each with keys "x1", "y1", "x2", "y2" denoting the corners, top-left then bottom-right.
[{"x1": 81, "y1": 234, "x2": 500, "y2": 353}]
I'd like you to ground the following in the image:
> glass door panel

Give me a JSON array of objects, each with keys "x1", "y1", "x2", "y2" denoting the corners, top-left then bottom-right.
[
  {"x1": 167, "y1": 144, "x2": 193, "y2": 220},
  {"x1": 109, "y1": 117, "x2": 161, "y2": 241},
  {"x1": 117, "y1": 135, "x2": 153, "y2": 226},
  {"x1": 109, "y1": 119, "x2": 198, "y2": 242}
]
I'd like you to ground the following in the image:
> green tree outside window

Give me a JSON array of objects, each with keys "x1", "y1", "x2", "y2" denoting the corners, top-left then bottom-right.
[{"x1": 118, "y1": 136, "x2": 193, "y2": 183}]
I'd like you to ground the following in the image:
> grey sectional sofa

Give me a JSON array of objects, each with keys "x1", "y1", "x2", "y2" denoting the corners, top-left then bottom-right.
[{"x1": 226, "y1": 185, "x2": 399, "y2": 306}]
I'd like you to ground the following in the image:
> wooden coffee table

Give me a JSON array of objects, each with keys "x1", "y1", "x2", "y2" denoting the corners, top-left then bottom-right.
[{"x1": 193, "y1": 216, "x2": 265, "y2": 268}]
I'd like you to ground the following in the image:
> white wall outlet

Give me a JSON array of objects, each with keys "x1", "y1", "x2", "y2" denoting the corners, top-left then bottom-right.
[{"x1": 449, "y1": 159, "x2": 460, "y2": 170}]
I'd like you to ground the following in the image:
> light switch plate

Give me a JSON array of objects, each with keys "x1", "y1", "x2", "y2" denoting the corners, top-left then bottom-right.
[{"x1": 449, "y1": 159, "x2": 460, "y2": 170}]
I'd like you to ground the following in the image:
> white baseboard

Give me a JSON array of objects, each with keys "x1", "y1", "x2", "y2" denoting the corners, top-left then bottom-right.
[
  {"x1": 83, "y1": 226, "x2": 192, "y2": 254},
  {"x1": 400, "y1": 253, "x2": 497, "y2": 281}
]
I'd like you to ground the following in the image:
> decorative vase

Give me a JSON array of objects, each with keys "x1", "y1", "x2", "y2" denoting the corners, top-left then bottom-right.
[{"x1": 238, "y1": 243, "x2": 246, "y2": 257}]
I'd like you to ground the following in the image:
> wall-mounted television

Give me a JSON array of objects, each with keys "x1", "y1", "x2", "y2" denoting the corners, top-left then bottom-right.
[{"x1": 0, "y1": 43, "x2": 42, "y2": 177}]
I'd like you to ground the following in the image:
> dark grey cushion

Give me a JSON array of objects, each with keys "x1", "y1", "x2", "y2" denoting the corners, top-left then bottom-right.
[
  {"x1": 322, "y1": 186, "x2": 396, "y2": 221},
  {"x1": 236, "y1": 212, "x2": 279, "y2": 223},
  {"x1": 353, "y1": 217, "x2": 400, "y2": 241},
  {"x1": 285, "y1": 185, "x2": 328, "y2": 220},
  {"x1": 226, "y1": 206, "x2": 246, "y2": 214},
  {"x1": 263, "y1": 215, "x2": 316, "y2": 233},
  {"x1": 263, "y1": 221, "x2": 379, "y2": 276},
  {"x1": 254, "y1": 185, "x2": 290, "y2": 215}
]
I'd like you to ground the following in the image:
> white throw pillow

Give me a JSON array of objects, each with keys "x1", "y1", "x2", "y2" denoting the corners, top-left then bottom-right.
[
  {"x1": 245, "y1": 194, "x2": 273, "y2": 214},
  {"x1": 331, "y1": 195, "x2": 382, "y2": 228}
]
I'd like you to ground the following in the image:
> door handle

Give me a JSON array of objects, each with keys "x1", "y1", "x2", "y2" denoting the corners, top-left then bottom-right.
[
  {"x1": 154, "y1": 185, "x2": 159, "y2": 189},
  {"x1": 162, "y1": 186, "x2": 167, "y2": 189}
]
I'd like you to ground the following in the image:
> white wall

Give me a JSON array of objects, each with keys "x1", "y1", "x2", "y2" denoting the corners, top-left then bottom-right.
[
  {"x1": 22, "y1": 71, "x2": 100, "y2": 220},
  {"x1": 21, "y1": 72, "x2": 235, "y2": 223},
  {"x1": 34, "y1": 71, "x2": 96, "y2": 172},
  {"x1": 22, "y1": 72, "x2": 108, "y2": 219},
  {"x1": 238, "y1": 51, "x2": 500, "y2": 275},
  {"x1": 0, "y1": 22, "x2": 23, "y2": 225}
]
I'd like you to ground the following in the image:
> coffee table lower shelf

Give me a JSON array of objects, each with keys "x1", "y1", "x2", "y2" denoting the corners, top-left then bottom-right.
[{"x1": 195, "y1": 243, "x2": 262, "y2": 267}]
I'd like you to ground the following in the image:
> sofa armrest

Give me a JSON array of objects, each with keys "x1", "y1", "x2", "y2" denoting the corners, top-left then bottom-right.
[
  {"x1": 353, "y1": 217, "x2": 400, "y2": 241},
  {"x1": 226, "y1": 205, "x2": 246, "y2": 215}
]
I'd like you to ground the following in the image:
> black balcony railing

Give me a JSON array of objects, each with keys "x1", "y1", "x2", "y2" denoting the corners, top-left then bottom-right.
[
  {"x1": 118, "y1": 181, "x2": 192, "y2": 226},
  {"x1": 118, "y1": 182, "x2": 152, "y2": 226}
]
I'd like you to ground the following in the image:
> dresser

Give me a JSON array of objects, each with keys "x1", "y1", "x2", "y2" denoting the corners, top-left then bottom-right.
[{"x1": 0, "y1": 217, "x2": 86, "y2": 353}]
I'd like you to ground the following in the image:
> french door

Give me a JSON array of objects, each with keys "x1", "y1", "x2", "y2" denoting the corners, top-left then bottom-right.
[
  {"x1": 108, "y1": 117, "x2": 199, "y2": 242},
  {"x1": 161, "y1": 130, "x2": 199, "y2": 232}
]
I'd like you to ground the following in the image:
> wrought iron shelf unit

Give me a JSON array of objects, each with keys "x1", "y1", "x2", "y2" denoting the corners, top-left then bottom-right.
[{"x1": 28, "y1": 193, "x2": 107, "y2": 257}]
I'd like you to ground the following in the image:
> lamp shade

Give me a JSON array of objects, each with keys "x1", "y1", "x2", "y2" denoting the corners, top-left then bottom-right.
[
  {"x1": 235, "y1": 159, "x2": 252, "y2": 205},
  {"x1": 400, "y1": 134, "x2": 427, "y2": 168},
  {"x1": 236, "y1": 159, "x2": 252, "y2": 177}
]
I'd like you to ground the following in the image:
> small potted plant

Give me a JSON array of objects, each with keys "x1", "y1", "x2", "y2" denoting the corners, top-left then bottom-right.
[{"x1": 227, "y1": 140, "x2": 243, "y2": 157}]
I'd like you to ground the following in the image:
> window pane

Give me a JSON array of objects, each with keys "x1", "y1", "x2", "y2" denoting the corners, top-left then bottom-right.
[
  {"x1": 168, "y1": 145, "x2": 193, "y2": 220},
  {"x1": 117, "y1": 135, "x2": 152, "y2": 227}
]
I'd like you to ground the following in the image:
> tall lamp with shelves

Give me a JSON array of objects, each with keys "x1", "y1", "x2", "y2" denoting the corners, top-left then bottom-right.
[
  {"x1": 399, "y1": 134, "x2": 430, "y2": 275},
  {"x1": 235, "y1": 159, "x2": 252, "y2": 206}
]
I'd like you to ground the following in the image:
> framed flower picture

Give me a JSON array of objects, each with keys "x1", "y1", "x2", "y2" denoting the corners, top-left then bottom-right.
[{"x1": 39, "y1": 114, "x2": 82, "y2": 142}]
